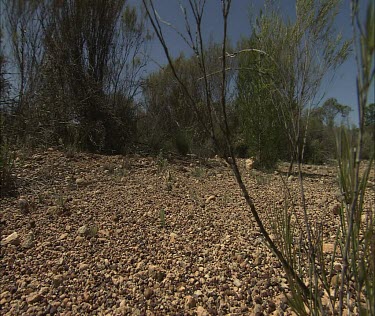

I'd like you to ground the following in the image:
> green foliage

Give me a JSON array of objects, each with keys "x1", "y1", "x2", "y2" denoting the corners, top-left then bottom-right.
[
  {"x1": 364, "y1": 103, "x2": 375, "y2": 126},
  {"x1": 245, "y1": 0, "x2": 350, "y2": 171},
  {"x1": 335, "y1": 128, "x2": 374, "y2": 314},
  {"x1": 236, "y1": 36, "x2": 288, "y2": 168}
]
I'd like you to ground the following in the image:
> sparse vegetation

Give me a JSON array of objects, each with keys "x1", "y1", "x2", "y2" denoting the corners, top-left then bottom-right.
[{"x1": 0, "y1": 0, "x2": 373, "y2": 315}]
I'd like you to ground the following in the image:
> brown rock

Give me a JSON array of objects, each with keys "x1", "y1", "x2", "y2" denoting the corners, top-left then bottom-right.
[
  {"x1": 18, "y1": 198, "x2": 29, "y2": 214},
  {"x1": 52, "y1": 274, "x2": 64, "y2": 288},
  {"x1": 323, "y1": 243, "x2": 335, "y2": 253},
  {"x1": 27, "y1": 292, "x2": 42, "y2": 304},
  {"x1": 59, "y1": 233, "x2": 68, "y2": 240},
  {"x1": 185, "y1": 295, "x2": 196, "y2": 309},
  {"x1": 196, "y1": 306, "x2": 209, "y2": 316},
  {"x1": 245, "y1": 158, "x2": 255, "y2": 171},
  {"x1": 1, "y1": 232, "x2": 21, "y2": 246},
  {"x1": 78, "y1": 263, "x2": 89, "y2": 270},
  {"x1": 77, "y1": 225, "x2": 89, "y2": 236},
  {"x1": 22, "y1": 231, "x2": 35, "y2": 249},
  {"x1": 205, "y1": 195, "x2": 216, "y2": 204},
  {"x1": 144, "y1": 288, "x2": 153, "y2": 299},
  {"x1": 75, "y1": 178, "x2": 86, "y2": 186},
  {"x1": 331, "y1": 204, "x2": 341, "y2": 216},
  {"x1": 170, "y1": 232, "x2": 177, "y2": 243}
]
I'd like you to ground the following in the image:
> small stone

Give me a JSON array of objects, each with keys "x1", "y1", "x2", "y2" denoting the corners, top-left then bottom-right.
[
  {"x1": 331, "y1": 204, "x2": 341, "y2": 216},
  {"x1": 268, "y1": 300, "x2": 276, "y2": 313},
  {"x1": 75, "y1": 236, "x2": 85, "y2": 242},
  {"x1": 119, "y1": 299, "x2": 126, "y2": 308},
  {"x1": 245, "y1": 158, "x2": 255, "y2": 171},
  {"x1": 233, "y1": 278, "x2": 242, "y2": 287},
  {"x1": 254, "y1": 256, "x2": 261, "y2": 265},
  {"x1": 39, "y1": 287, "x2": 49, "y2": 295},
  {"x1": 1, "y1": 232, "x2": 21, "y2": 246},
  {"x1": 18, "y1": 198, "x2": 29, "y2": 214},
  {"x1": 194, "y1": 290, "x2": 203, "y2": 297},
  {"x1": 75, "y1": 178, "x2": 86, "y2": 186},
  {"x1": 59, "y1": 233, "x2": 68, "y2": 240},
  {"x1": 22, "y1": 231, "x2": 35, "y2": 248},
  {"x1": 148, "y1": 265, "x2": 166, "y2": 282},
  {"x1": 170, "y1": 232, "x2": 177, "y2": 243},
  {"x1": 52, "y1": 274, "x2": 64, "y2": 288},
  {"x1": 78, "y1": 263, "x2": 89, "y2": 270},
  {"x1": 99, "y1": 229, "x2": 110, "y2": 237},
  {"x1": 196, "y1": 306, "x2": 209, "y2": 316},
  {"x1": 27, "y1": 292, "x2": 42, "y2": 304},
  {"x1": 185, "y1": 295, "x2": 196, "y2": 309},
  {"x1": 144, "y1": 288, "x2": 153, "y2": 299},
  {"x1": 0, "y1": 291, "x2": 11, "y2": 300},
  {"x1": 77, "y1": 225, "x2": 89, "y2": 236},
  {"x1": 47, "y1": 206, "x2": 58, "y2": 215},
  {"x1": 288, "y1": 175, "x2": 294, "y2": 182},
  {"x1": 254, "y1": 304, "x2": 263, "y2": 316},
  {"x1": 323, "y1": 243, "x2": 335, "y2": 253},
  {"x1": 205, "y1": 195, "x2": 216, "y2": 204}
]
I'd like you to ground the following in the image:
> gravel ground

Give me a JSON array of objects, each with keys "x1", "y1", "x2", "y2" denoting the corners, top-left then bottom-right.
[{"x1": 1, "y1": 148, "x2": 374, "y2": 315}]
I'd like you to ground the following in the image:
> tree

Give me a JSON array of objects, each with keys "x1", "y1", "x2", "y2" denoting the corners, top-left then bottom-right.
[
  {"x1": 244, "y1": 0, "x2": 350, "y2": 171},
  {"x1": 38, "y1": 0, "x2": 149, "y2": 152},
  {"x1": 1, "y1": 0, "x2": 45, "y2": 143},
  {"x1": 321, "y1": 97, "x2": 351, "y2": 128},
  {"x1": 141, "y1": 41, "x2": 234, "y2": 156},
  {"x1": 141, "y1": 54, "x2": 202, "y2": 153}
]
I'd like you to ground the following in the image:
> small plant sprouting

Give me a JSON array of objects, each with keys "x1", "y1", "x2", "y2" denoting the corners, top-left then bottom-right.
[
  {"x1": 160, "y1": 209, "x2": 166, "y2": 228},
  {"x1": 156, "y1": 150, "x2": 168, "y2": 173},
  {"x1": 191, "y1": 166, "x2": 205, "y2": 178}
]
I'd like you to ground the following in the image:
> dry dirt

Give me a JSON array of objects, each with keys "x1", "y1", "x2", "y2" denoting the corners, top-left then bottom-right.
[{"x1": 1, "y1": 148, "x2": 374, "y2": 315}]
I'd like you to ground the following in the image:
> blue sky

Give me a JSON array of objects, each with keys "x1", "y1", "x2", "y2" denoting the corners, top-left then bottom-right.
[{"x1": 135, "y1": 0, "x2": 374, "y2": 125}]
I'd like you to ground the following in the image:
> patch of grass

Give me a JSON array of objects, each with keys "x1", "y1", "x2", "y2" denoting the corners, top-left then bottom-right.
[
  {"x1": 250, "y1": 170, "x2": 270, "y2": 185},
  {"x1": 191, "y1": 166, "x2": 205, "y2": 178}
]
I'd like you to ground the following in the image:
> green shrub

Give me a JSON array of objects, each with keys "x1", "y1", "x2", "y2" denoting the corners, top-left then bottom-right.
[
  {"x1": 0, "y1": 141, "x2": 16, "y2": 197},
  {"x1": 175, "y1": 131, "x2": 190, "y2": 155}
]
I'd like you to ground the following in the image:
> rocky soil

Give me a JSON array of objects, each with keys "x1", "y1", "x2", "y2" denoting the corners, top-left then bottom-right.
[{"x1": 1, "y1": 149, "x2": 374, "y2": 315}]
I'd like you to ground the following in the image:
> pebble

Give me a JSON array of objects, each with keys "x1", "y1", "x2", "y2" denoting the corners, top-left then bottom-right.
[
  {"x1": 26, "y1": 292, "x2": 42, "y2": 304},
  {"x1": 185, "y1": 295, "x2": 196, "y2": 309},
  {"x1": 144, "y1": 288, "x2": 153, "y2": 299},
  {"x1": 1, "y1": 232, "x2": 21, "y2": 246}
]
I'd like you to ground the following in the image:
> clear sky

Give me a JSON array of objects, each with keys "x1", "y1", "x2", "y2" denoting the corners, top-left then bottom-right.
[{"x1": 135, "y1": 0, "x2": 374, "y2": 126}]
